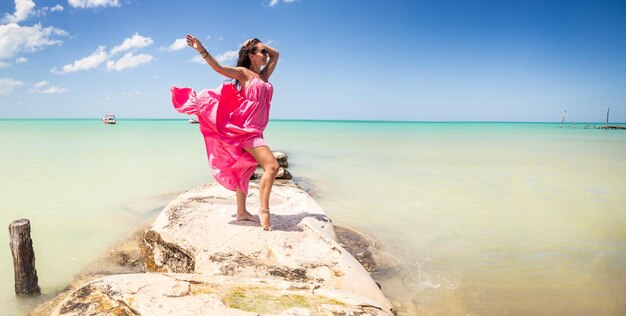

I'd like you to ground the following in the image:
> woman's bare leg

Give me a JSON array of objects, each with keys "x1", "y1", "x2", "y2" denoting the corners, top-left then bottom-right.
[
  {"x1": 235, "y1": 187, "x2": 256, "y2": 222},
  {"x1": 244, "y1": 146, "x2": 279, "y2": 230}
]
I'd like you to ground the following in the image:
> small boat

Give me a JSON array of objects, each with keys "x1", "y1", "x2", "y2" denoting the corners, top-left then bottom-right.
[
  {"x1": 102, "y1": 114, "x2": 116, "y2": 124},
  {"x1": 188, "y1": 117, "x2": 199, "y2": 124}
]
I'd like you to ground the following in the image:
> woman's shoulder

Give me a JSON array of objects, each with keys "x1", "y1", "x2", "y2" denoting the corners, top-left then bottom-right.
[{"x1": 242, "y1": 68, "x2": 264, "y2": 79}]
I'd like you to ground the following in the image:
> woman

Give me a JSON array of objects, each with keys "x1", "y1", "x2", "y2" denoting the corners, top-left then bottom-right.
[{"x1": 171, "y1": 34, "x2": 279, "y2": 231}]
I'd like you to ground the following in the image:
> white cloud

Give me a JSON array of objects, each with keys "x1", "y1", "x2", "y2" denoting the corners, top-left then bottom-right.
[
  {"x1": 106, "y1": 52, "x2": 153, "y2": 72},
  {"x1": 216, "y1": 50, "x2": 238, "y2": 63},
  {"x1": 67, "y1": 0, "x2": 120, "y2": 9},
  {"x1": 0, "y1": 77, "x2": 24, "y2": 96},
  {"x1": 1, "y1": 0, "x2": 36, "y2": 23},
  {"x1": 51, "y1": 46, "x2": 108, "y2": 74},
  {"x1": 15, "y1": 57, "x2": 28, "y2": 63},
  {"x1": 0, "y1": 62, "x2": 10, "y2": 68},
  {"x1": 39, "y1": 86, "x2": 68, "y2": 93},
  {"x1": 160, "y1": 38, "x2": 186, "y2": 52},
  {"x1": 0, "y1": 23, "x2": 68, "y2": 59},
  {"x1": 33, "y1": 4, "x2": 65, "y2": 17},
  {"x1": 269, "y1": 0, "x2": 296, "y2": 7},
  {"x1": 30, "y1": 80, "x2": 68, "y2": 94},
  {"x1": 51, "y1": 33, "x2": 154, "y2": 74},
  {"x1": 190, "y1": 54, "x2": 204, "y2": 64},
  {"x1": 110, "y1": 33, "x2": 153, "y2": 55},
  {"x1": 190, "y1": 49, "x2": 239, "y2": 64},
  {"x1": 33, "y1": 80, "x2": 48, "y2": 88},
  {"x1": 121, "y1": 91, "x2": 142, "y2": 97}
]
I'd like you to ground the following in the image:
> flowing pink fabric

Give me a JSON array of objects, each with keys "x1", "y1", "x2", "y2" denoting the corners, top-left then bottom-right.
[{"x1": 171, "y1": 77, "x2": 274, "y2": 194}]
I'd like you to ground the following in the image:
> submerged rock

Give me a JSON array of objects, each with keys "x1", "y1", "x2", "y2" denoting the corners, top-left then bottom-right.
[{"x1": 335, "y1": 225, "x2": 398, "y2": 273}]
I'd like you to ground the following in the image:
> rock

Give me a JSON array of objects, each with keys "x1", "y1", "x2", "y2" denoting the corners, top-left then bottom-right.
[
  {"x1": 273, "y1": 151, "x2": 288, "y2": 168},
  {"x1": 254, "y1": 151, "x2": 288, "y2": 169},
  {"x1": 334, "y1": 226, "x2": 399, "y2": 273},
  {"x1": 141, "y1": 182, "x2": 395, "y2": 314},
  {"x1": 52, "y1": 273, "x2": 392, "y2": 315},
  {"x1": 250, "y1": 168, "x2": 261, "y2": 180},
  {"x1": 251, "y1": 167, "x2": 293, "y2": 180},
  {"x1": 30, "y1": 225, "x2": 151, "y2": 316},
  {"x1": 251, "y1": 151, "x2": 291, "y2": 179},
  {"x1": 46, "y1": 181, "x2": 397, "y2": 315},
  {"x1": 276, "y1": 167, "x2": 292, "y2": 179}
]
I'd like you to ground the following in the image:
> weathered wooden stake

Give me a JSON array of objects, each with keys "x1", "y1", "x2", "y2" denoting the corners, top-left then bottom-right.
[
  {"x1": 606, "y1": 107, "x2": 610, "y2": 127},
  {"x1": 560, "y1": 110, "x2": 566, "y2": 128},
  {"x1": 9, "y1": 219, "x2": 40, "y2": 296}
]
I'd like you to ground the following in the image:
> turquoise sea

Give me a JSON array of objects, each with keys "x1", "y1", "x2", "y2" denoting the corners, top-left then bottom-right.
[{"x1": 1, "y1": 119, "x2": 625, "y2": 315}]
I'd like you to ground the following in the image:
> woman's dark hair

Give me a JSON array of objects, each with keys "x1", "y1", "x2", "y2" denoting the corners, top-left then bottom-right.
[{"x1": 233, "y1": 38, "x2": 262, "y2": 88}]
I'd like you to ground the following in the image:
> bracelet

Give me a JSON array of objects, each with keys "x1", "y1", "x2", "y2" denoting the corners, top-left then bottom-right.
[{"x1": 200, "y1": 50, "x2": 208, "y2": 58}]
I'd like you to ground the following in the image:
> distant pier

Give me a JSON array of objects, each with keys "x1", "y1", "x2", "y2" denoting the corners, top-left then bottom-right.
[{"x1": 599, "y1": 125, "x2": 626, "y2": 130}]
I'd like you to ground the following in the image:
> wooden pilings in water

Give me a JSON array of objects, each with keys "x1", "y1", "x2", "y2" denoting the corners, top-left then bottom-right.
[
  {"x1": 8, "y1": 219, "x2": 40, "y2": 296},
  {"x1": 599, "y1": 106, "x2": 626, "y2": 129},
  {"x1": 560, "y1": 107, "x2": 625, "y2": 130}
]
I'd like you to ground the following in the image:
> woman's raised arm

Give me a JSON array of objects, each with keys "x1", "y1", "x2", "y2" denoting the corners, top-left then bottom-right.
[
  {"x1": 260, "y1": 43, "x2": 279, "y2": 79},
  {"x1": 186, "y1": 34, "x2": 245, "y2": 81}
]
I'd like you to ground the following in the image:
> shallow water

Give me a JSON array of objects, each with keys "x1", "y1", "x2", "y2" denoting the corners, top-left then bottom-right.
[{"x1": 1, "y1": 120, "x2": 625, "y2": 315}]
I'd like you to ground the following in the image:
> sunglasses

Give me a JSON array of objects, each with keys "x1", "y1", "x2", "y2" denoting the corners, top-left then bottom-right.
[{"x1": 254, "y1": 48, "x2": 268, "y2": 56}]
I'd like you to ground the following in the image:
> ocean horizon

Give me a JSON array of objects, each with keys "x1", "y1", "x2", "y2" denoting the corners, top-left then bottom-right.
[{"x1": 2, "y1": 118, "x2": 624, "y2": 124}]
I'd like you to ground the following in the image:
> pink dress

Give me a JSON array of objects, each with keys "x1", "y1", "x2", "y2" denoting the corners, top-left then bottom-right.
[{"x1": 171, "y1": 76, "x2": 274, "y2": 194}]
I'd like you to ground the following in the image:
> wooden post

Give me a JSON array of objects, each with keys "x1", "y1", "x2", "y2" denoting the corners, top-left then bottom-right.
[
  {"x1": 560, "y1": 110, "x2": 566, "y2": 128},
  {"x1": 606, "y1": 107, "x2": 610, "y2": 127},
  {"x1": 9, "y1": 219, "x2": 40, "y2": 296}
]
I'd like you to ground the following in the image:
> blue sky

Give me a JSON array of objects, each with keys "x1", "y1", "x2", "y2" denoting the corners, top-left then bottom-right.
[{"x1": 0, "y1": 0, "x2": 625, "y2": 121}]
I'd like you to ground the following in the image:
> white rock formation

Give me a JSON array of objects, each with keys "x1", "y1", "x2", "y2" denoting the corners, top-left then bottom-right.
[
  {"x1": 52, "y1": 274, "x2": 391, "y2": 315},
  {"x1": 52, "y1": 181, "x2": 395, "y2": 315}
]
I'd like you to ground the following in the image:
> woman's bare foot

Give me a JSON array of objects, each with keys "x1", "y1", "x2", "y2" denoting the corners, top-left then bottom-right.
[
  {"x1": 236, "y1": 209, "x2": 258, "y2": 222},
  {"x1": 258, "y1": 208, "x2": 272, "y2": 231}
]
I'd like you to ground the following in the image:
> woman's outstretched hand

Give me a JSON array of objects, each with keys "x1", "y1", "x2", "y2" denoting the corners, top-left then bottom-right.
[{"x1": 186, "y1": 34, "x2": 204, "y2": 52}]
